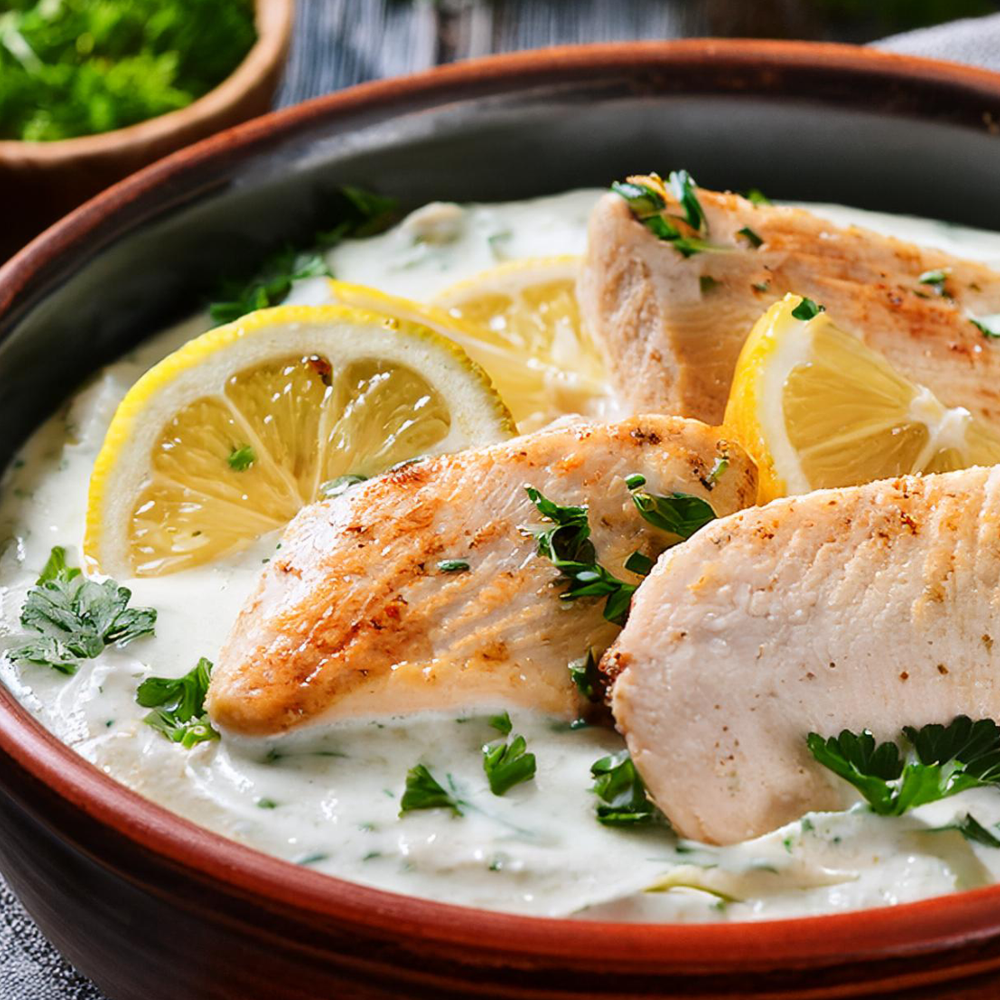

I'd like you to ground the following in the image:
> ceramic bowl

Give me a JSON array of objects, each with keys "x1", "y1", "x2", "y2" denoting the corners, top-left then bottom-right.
[
  {"x1": 3, "y1": 41, "x2": 1000, "y2": 1000},
  {"x1": 0, "y1": 0, "x2": 294, "y2": 261}
]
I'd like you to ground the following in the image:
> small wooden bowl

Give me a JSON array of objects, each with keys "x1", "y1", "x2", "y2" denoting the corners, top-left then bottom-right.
[{"x1": 0, "y1": 0, "x2": 293, "y2": 260}]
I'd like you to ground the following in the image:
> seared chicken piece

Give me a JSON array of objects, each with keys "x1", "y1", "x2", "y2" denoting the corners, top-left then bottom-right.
[
  {"x1": 208, "y1": 417, "x2": 756, "y2": 736},
  {"x1": 605, "y1": 466, "x2": 1000, "y2": 846},
  {"x1": 579, "y1": 186, "x2": 1000, "y2": 425}
]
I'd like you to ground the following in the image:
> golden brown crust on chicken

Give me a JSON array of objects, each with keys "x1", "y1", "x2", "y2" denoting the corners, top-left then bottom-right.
[
  {"x1": 207, "y1": 416, "x2": 756, "y2": 736},
  {"x1": 579, "y1": 188, "x2": 1000, "y2": 425}
]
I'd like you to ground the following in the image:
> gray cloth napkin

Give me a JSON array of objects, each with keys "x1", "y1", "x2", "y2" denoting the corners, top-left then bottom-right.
[{"x1": 3, "y1": 8, "x2": 1000, "y2": 1000}]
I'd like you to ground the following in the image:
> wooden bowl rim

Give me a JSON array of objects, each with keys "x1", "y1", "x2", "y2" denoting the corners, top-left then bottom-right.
[
  {"x1": 4, "y1": 39, "x2": 1000, "y2": 972},
  {"x1": 0, "y1": 0, "x2": 293, "y2": 162}
]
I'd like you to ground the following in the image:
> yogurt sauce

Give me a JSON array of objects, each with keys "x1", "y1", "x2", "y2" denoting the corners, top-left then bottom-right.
[{"x1": 4, "y1": 189, "x2": 1000, "y2": 922}]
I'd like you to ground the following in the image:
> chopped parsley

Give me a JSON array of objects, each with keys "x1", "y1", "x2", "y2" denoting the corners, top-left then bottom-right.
[
  {"x1": 209, "y1": 186, "x2": 398, "y2": 323},
  {"x1": 590, "y1": 750, "x2": 662, "y2": 826},
  {"x1": 611, "y1": 172, "x2": 722, "y2": 257},
  {"x1": 320, "y1": 474, "x2": 367, "y2": 498},
  {"x1": 523, "y1": 486, "x2": 640, "y2": 626},
  {"x1": 745, "y1": 188, "x2": 773, "y2": 207},
  {"x1": 227, "y1": 444, "x2": 256, "y2": 471},
  {"x1": 791, "y1": 297, "x2": 825, "y2": 321},
  {"x1": 569, "y1": 648, "x2": 602, "y2": 701},
  {"x1": 399, "y1": 764, "x2": 463, "y2": 816},
  {"x1": 699, "y1": 275, "x2": 721, "y2": 294},
  {"x1": 918, "y1": 268, "x2": 951, "y2": 297},
  {"x1": 971, "y1": 315, "x2": 1000, "y2": 340},
  {"x1": 752, "y1": 280, "x2": 771, "y2": 293},
  {"x1": 8, "y1": 547, "x2": 156, "y2": 675},
  {"x1": 705, "y1": 455, "x2": 729, "y2": 487},
  {"x1": 483, "y1": 731, "x2": 537, "y2": 796},
  {"x1": 625, "y1": 474, "x2": 716, "y2": 540},
  {"x1": 940, "y1": 813, "x2": 1000, "y2": 848},
  {"x1": 737, "y1": 226, "x2": 764, "y2": 249},
  {"x1": 437, "y1": 559, "x2": 470, "y2": 573},
  {"x1": 807, "y1": 716, "x2": 1000, "y2": 816},
  {"x1": 489, "y1": 711, "x2": 513, "y2": 736},
  {"x1": 137, "y1": 657, "x2": 219, "y2": 748},
  {"x1": 623, "y1": 550, "x2": 655, "y2": 576}
]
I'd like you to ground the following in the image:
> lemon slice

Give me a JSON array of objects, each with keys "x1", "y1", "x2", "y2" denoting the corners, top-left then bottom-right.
[
  {"x1": 724, "y1": 293, "x2": 1000, "y2": 503},
  {"x1": 430, "y1": 257, "x2": 611, "y2": 432},
  {"x1": 86, "y1": 305, "x2": 514, "y2": 577}
]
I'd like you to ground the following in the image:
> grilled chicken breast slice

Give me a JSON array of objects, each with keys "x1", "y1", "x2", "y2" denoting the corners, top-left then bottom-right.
[
  {"x1": 578, "y1": 187, "x2": 1000, "y2": 426},
  {"x1": 605, "y1": 466, "x2": 1000, "y2": 846},
  {"x1": 208, "y1": 416, "x2": 756, "y2": 736}
]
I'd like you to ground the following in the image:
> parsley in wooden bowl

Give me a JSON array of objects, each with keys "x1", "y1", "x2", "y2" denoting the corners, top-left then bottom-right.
[{"x1": 0, "y1": 0, "x2": 293, "y2": 260}]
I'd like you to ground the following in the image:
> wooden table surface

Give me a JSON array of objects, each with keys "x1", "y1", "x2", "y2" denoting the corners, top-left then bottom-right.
[{"x1": 0, "y1": 2, "x2": 994, "y2": 998}]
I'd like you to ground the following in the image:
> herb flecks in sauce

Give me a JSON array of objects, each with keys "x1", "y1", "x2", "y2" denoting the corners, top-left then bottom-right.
[
  {"x1": 9, "y1": 547, "x2": 156, "y2": 675},
  {"x1": 137, "y1": 656, "x2": 219, "y2": 748}
]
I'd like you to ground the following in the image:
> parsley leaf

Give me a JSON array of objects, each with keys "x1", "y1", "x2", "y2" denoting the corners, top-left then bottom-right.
[
  {"x1": 705, "y1": 455, "x2": 729, "y2": 487},
  {"x1": 137, "y1": 657, "x2": 219, "y2": 748},
  {"x1": 590, "y1": 750, "x2": 662, "y2": 826},
  {"x1": 623, "y1": 550, "x2": 655, "y2": 576},
  {"x1": 319, "y1": 474, "x2": 367, "y2": 498},
  {"x1": 399, "y1": 763, "x2": 463, "y2": 816},
  {"x1": 918, "y1": 268, "x2": 951, "y2": 297},
  {"x1": 807, "y1": 715, "x2": 1000, "y2": 816},
  {"x1": 667, "y1": 169, "x2": 706, "y2": 234},
  {"x1": 209, "y1": 186, "x2": 398, "y2": 323},
  {"x1": 738, "y1": 226, "x2": 764, "y2": 249},
  {"x1": 483, "y1": 732, "x2": 537, "y2": 796},
  {"x1": 437, "y1": 559, "x2": 470, "y2": 573},
  {"x1": 611, "y1": 172, "x2": 726, "y2": 257},
  {"x1": 791, "y1": 297, "x2": 826, "y2": 321},
  {"x1": 227, "y1": 444, "x2": 255, "y2": 471},
  {"x1": 569, "y1": 648, "x2": 602, "y2": 701},
  {"x1": 523, "y1": 486, "x2": 639, "y2": 626},
  {"x1": 971, "y1": 315, "x2": 1000, "y2": 340},
  {"x1": 489, "y1": 711, "x2": 513, "y2": 736},
  {"x1": 8, "y1": 549, "x2": 156, "y2": 675},
  {"x1": 625, "y1": 474, "x2": 716, "y2": 539},
  {"x1": 699, "y1": 275, "x2": 721, "y2": 294},
  {"x1": 745, "y1": 188, "x2": 773, "y2": 207}
]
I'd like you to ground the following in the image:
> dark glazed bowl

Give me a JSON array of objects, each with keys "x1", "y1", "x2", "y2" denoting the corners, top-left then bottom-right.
[{"x1": 4, "y1": 41, "x2": 1000, "y2": 1000}]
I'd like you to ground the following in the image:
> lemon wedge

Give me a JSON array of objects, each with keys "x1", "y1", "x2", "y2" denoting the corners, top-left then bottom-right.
[
  {"x1": 86, "y1": 305, "x2": 514, "y2": 577},
  {"x1": 429, "y1": 257, "x2": 611, "y2": 432},
  {"x1": 724, "y1": 293, "x2": 1000, "y2": 503}
]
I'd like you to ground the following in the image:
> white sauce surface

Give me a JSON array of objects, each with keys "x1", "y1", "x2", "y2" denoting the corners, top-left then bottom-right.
[{"x1": 4, "y1": 190, "x2": 1000, "y2": 922}]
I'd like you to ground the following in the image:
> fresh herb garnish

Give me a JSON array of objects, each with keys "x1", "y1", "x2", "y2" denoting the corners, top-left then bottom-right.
[
  {"x1": 137, "y1": 657, "x2": 219, "y2": 748},
  {"x1": 807, "y1": 716, "x2": 1000, "y2": 816},
  {"x1": 971, "y1": 315, "x2": 1000, "y2": 340},
  {"x1": 319, "y1": 474, "x2": 367, "y2": 499},
  {"x1": 590, "y1": 750, "x2": 662, "y2": 826},
  {"x1": 667, "y1": 169, "x2": 706, "y2": 234},
  {"x1": 399, "y1": 764, "x2": 463, "y2": 816},
  {"x1": 623, "y1": 550, "x2": 655, "y2": 576},
  {"x1": 437, "y1": 559, "x2": 470, "y2": 573},
  {"x1": 745, "y1": 188, "x2": 773, "y2": 207},
  {"x1": 483, "y1": 731, "x2": 537, "y2": 796},
  {"x1": 738, "y1": 226, "x2": 764, "y2": 249},
  {"x1": 569, "y1": 648, "x2": 602, "y2": 701},
  {"x1": 227, "y1": 444, "x2": 256, "y2": 471},
  {"x1": 489, "y1": 711, "x2": 513, "y2": 735},
  {"x1": 699, "y1": 275, "x2": 721, "y2": 294},
  {"x1": 791, "y1": 297, "x2": 825, "y2": 321},
  {"x1": 625, "y1": 474, "x2": 716, "y2": 540},
  {"x1": 940, "y1": 813, "x2": 1000, "y2": 848},
  {"x1": 918, "y1": 268, "x2": 951, "y2": 297},
  {"x1": 611, "y1": 173, "x2": 723, "y2": 257},
  {"x1": 8, "y1": 548, "x2": 156, "y2": 675},
  {"x1": 705, "y1": 455, "x2": 729, "y2": 487},
  {"x1": 752, "y1": 280, "x2": 771, "y2": 292},
  {"x1": 209, "y1": 186, "x2": 398, "y2": 323},
  {"x1": 523, "y1": 486, "x2": 639, "y2": 626}
]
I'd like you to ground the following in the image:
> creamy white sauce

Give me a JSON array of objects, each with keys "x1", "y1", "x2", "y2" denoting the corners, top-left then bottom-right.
[{"x1": 4, "y1": 189, "x2": 1000, "y2": 922}]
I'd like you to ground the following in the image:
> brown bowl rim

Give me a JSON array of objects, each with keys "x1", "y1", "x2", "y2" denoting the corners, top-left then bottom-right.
[
  {"x1": 0, "y1": 0, "x2": 293, "y2": 161},
  {"x1": 4, "y1": 38, "x2": 1000, "y2": 973}
]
